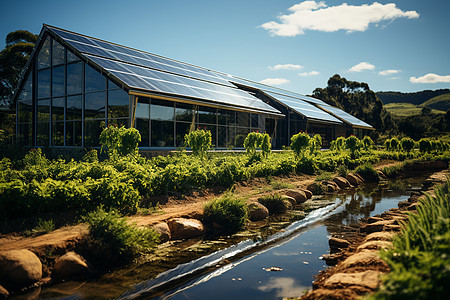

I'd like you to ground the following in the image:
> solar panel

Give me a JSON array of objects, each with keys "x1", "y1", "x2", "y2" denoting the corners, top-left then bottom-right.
[
  {"x1": 263, "y1": 91, "x2": 342, "y2": 124},
  {"x1": 86, "y1": 54, "x2": 281, "y2": 115},
  {"x1": 49, "y1": 27, "x2": 234, "y2": 87},
  {"x1": 318, "y1": 104, "x2": 373, "y2": 128}
]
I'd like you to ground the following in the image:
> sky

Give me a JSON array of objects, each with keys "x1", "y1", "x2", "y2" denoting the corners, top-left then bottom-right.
[{"x1": 1, "y1": 0, "x2": 449, "y2": 95}]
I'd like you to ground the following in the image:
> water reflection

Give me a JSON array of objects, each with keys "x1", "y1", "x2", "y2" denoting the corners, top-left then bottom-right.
[{"x1": 257, "y1": 277, "x2": 309, "y2": 298}]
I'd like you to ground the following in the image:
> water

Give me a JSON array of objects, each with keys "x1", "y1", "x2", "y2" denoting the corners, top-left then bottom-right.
[{"x1": 33, "y1": 177, "x2": 423, "y2": 300}]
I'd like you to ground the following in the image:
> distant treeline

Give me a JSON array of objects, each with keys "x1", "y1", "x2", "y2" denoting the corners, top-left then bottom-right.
[{"x1": 376, "y1": 89, "x2": 450, "y2": 105}]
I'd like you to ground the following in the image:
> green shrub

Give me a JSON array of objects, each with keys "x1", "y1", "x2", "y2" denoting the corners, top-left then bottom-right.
[
  {"x1": 258, "y1": 194, "x2": 291, "y2": 215},
  {"x1": 384, "y1": 139, "x2": 392, "y2": 151},
  {"x1": 296, "y1": 155, "x2": 318, "y2": 175},
  {"x1": 400, "y1": 137, "x2": 415, "y2": 153},
  {"x1": 291, "y1": 132, "x2": 310, "y2": 158},
  {"x1": 83, "y1": 208, "x2": 159, "y2": 265},
  {"x1": 100, "y1": 125, "x2": 141, "y2": 158},
  {"x1": 203, "y1": 195, "x2": 248, "y2": 234},
  {"x1": 419, "y1": 138, "x2": 432, "y2": 153},
  {"x1": 309, "y1": 134, "x2": 322, "y2": 154},
  {"x1": 362, "y1": 136, "x2": 374, "y2": 151},
  {"x1": 335, "y1": 136, "x2": 346, "y2": 151},
  {"x1": 354, "y1": 163, "x2": 379, "y2": 182},
  {"x1": 337, "y1": 164, "x2": 348, "y2": 177},
  {"x1": 346, "y1": 136, "x2": 361, "y2": 158},
  {"x1": 390, "y1": 137, "x2": 400, "y2": 151},
  {"x1": 184, "y1": 129, "x2": 212, "y2": 159},
  {"x1": 31, "y1": 218, "x2": 55, "y2": 235},
  {"x1": 244, "y1": 132, "x2": 271, "y2": 158},
  {"x1": 83, "y1": 149, "x2": 98, "y2": 163}
]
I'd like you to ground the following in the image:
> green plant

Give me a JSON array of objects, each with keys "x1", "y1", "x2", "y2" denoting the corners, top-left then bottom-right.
[
  {"x1": 419, "y1": 138, "x2": 432, "y2": 153},
  {"x1": 346, "y1": 136, "x2": 361, "y2": 158},
  {"x1": 337, "y1": 164, "x2": 348, "y2": 177},
  {"x1": 354, "y1": 163, "x2": 379, "y2": 182},
  {"x1": 362, "y1": 136, "x2": 374, "y2": 151},
  {"x1": 315, "y1": 171, "x2": 332, "y2": 182},
  {"x1": 184, "y1": 129, "x2": 212, "y2": 159},
  {"x1": 83, "y1": 208, "x2": 159, "y2": 265},
  {"x1": 83, "y1": 149, "x2": 98, "y2": 162},
  {"x1": 335, "y1": 136, "x2": 346, "y2": 151},
  {"x1": 400, "y1": 137, "x2": 415, "y2": 153},
  {"x1": 309, "y1": 134, "x2": 322, "y2": 154},
  {"x1": 203, "y1": 195, "x2": 248, "y2": 234},
  {"x1": 390, "y1": 137, "x2": 400, "y2": 151},
  {"x1": 384, "y1": 139, "x2": 392, "y2": 151},
  {"x1": 99, "y1": 125, "x2": 141, "y2": 158},
  {"x1": 258, "y1": 193, "x2": 291, "y2": 215},
  {"x1": 244, "y1": 132, "x2": 271, "y2": 159},
  {"x1": 291, "y1": 132, "x2": 310, "y2": 158},
  {"x1": 31, "y1": 218, "x2": 55, "y2": 235}
]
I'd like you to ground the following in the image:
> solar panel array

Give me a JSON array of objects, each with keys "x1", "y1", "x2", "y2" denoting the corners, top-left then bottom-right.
[
  {"x1": 263, "y1": 91, "x2": 342, "y2": 124},
  {"x1": 48, "y1": 26, "x2": 281, "y2": 115},
  {"x1": 318, "y1": 104, "x2": 373, "y2": 128}
]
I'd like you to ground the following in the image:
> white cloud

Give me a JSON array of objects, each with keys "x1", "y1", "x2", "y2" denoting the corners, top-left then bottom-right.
[
  {"x1": 270, "y1": 64, "x2": 303, "y2": 70},
  {"x1": 348, "y1": 62, "x2": 375, "y2": 72},
  {"x1": 388, "y1": 77, "x2": 401, "y2": 80},
  {"x1": 379, "y1": 69, "x2": 401, "y2": 76},
  {"x1": 298, "y1": 70, "x2": 319, "y2": 76},
  {"x1": 410, "y1": 73, "x2": 450, "y2": 84},
  {"x1": 259, "y1": 78, "x2": 290, "y2": 85},
  {"x1": 260, "y1": 1, "x2": 419, "y2": 37}
]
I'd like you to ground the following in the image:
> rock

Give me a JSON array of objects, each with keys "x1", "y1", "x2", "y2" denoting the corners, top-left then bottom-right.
[
  {"x1": 283, "y1": 190, "x2": 307, "y2": 204},
  {"x1": 354, "y1": 173, "x2": 365, "y2": 182},
  {"x1": 322, "y1": 180, "x2": 340, "y2": 191},
  {"x1": 329, "y1": 237, "x2": 351, "y2": 250},
  {"x1": 153, "y1": 222, "x2": 171, "y2": 242},
  {"x1": 325, "y1": 184, "x2": 337, "y2": 193},
  {"x1": 360, "y1": 220, "x2": 395, "y2": 233},
  {"x1": 301, "y1": 189, "x2": 313, "y2": 199},
  {"x1": 363, "y1": 232, "x2": 395, "y2": 243},
  {"x1": 384, "y1": 224, "x2": 402, "y2": 231},
  {"x1": 377, "y1": 170, "x2": 387, "y2": 180},
  {"x1": 357, "y1": 241, "x2": 393, "y2": 252},
  {"x1": 302, "y1": 289, "x2": 360, "y2": 300},
  {"x1": 321, "y1": 253, "x2": 345, "y2": 266},
  {"x1": 281, "y1": 195, "x2": 297, "y2": 208},
  {"x1": 323, "y1": 270, "x2": 383, "y2": 291},
  {"x1": 333, "y1": 176, "x2": 351, "y2": 189},
  {"x1": 346, "y1": 174, "x2": 362, "y2": 186},
  {"x1": 247, "y1": 202, "x2": 269, "y2": 221},
  {"x1": 367, "y1": 216, "x2": 384, "y2": 224},
  {"x1": 0, "y1": 249, "x2": 42, "y2": 290},
  {"x1": 52, "y1": 252, "x2": 88, "y2": 279},
  {"x1": 0, "y1": 285, "x2": 8, "y2": 299},
  {"x1": 340, "y1": 250, "x2": 388, "y2": 270},
  {"x1": 307, "y1": 182, "x2": 324, "y2": 195},
  {"x1": 167, "y1": 218, "x2": 205, "y2": 240},
  {"x1": 408, "y1": 202, "x2": 420, "y2": 211}
]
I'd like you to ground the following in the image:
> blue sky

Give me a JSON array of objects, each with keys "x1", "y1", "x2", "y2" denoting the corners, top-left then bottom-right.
[{"x1": 1, "y1": 0, "x2": 449, "y2": 95}]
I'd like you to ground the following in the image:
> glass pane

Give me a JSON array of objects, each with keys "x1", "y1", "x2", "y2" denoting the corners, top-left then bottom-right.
[
  {"x1": 85, "y1": 91, "x2": 105, "y2": 119},
  {"x1": 84, "y1": 120, "x2": 105, "y2": 147},
  {"x1": 52, "y1": 65, "x2": 65, "y2": 97},
  {"x1": 67, "y1": 62, "x2": 82, "y2": 95},
  {"x1": 66, "y1": 121, "x2": 82, "y2": 146},
  {"x1": 150, "y1": 99, "x2": 174, "y2": 121},
  {"x1": 66, "y1": 95, "x2": 82, "y2": 120},
  {"x1": 203, "y1": 125, "x2": 217, "y2": 146},
  {"x1": 85, "y1": 64, "x2": 106, "y2": 93},
  {"x1": 37, "y1": 69, "x2": 51, "y2": 99},
  {"x1": 67, "y1": 50, "x2": 79, "y2": 63},
  {"x1": 235, "y1": 127, "x2": 249, "y2": 147},
  {"x1": 108, "y1": 89, "x2": 128, "y2": 118},
  {"x1": 136, "y1": 118, "x2": 149, "y2": 147},
  {"x1": 218, "y1": 126, "x2": 226, "y2": 148},
  {"x1": 18, "y1": 73, "x2": 32, "y2": 101},
  {"x1": 37, "y1": 99, "x2": 50, "y2": 122},
  {"x1": 36, "y1": 122, "x2": 49, "y2": 146},
  {"x1": 18, "y1": 100, "x2": 32, "y2": 122},
  {"x1": 51, "y1": 97, "x2": 65, "y2": 121},
  {"x1": 108, "y1": 79, "x2": 121, "y2": 90},
  {"x1": 108, "y1": 118, "x2": 128, "y2": 127},
  {"x1": 52, "y1": 122, "x2": 64, "y2": 146},
  {"x1": 175, "y1": 103, "x2": 194, "y2": 122},
  {"x1": 227, "y1": 126, "x2": 236, "y2": 148},
  {"x1": 175, "y1": 122, "x2": 191, "y2": 147},
  {"x1": 38, "y1": 37, "x2": 50, "y2": 69},
  {"x1": 237, "y1": 112, "x2": 249, "y2": 127},
  {"x1": 135, "y1": 103, "x2": 149, "y2": 119},
  {"x1": 251, "y1": 114, "x2": 259, "y2": 128},
  {"x1": 151, "y1": 120, "x2": 174, "y2": 147},
  {"x1": 198, "y1": 106, "x2": 216, "y2": 124},
  {"x1": 52, "y1": 40, "x2": 65, "y2": 66},
  {"x1": 17, "y1": 123, "x2": 32, "y2": 146}
]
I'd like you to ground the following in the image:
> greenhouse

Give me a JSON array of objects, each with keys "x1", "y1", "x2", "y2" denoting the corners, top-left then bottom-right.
[{"x1": 14, "y1": 25, "x2": 373, "y2": 150}]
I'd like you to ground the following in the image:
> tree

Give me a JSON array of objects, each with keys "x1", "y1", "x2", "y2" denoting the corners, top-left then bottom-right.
[{"x1": 0, "y1": 30, "x2": 37, "y2": 108}]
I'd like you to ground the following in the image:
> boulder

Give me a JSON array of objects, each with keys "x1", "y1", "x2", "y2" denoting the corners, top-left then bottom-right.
[
  {"x1": 281, "y1": 195, "x2": 297, "y2": 208},
  {"x1": 346, "y1": 174, "x2": 362, "y2": 186},
  {"x1": 408, "y1": 202, "x2": 420, "y2": 211},
  {"x1": 307, "y1": 182, "x2": 324, "y2": 195},
  {"x1": 247, "y1": 202, "x2": 269, "y2": 221},
  {"x1": 367, "y1": 216, "x2": 384, "y2": 224},
  {"x1": 340, "y1": 250, "x2": 388, "y2": 270},
  {"x1": 363, "y1": 232, "x2": 395, "y2": 243},
  {"x1": 167, "y1": 218, "x2": 205, "y2": 240},
  {"x1": 323, "y1": 270, "x2": 383, "y2": 291},
  {"x1": 301, "y1": 189, "x2": 313, "y2": 199},
  {"x1": 0, "y1": 285, "x2": 8, "y2": 299},
  {"x1": 322, "y1": 180, "x2": 340, "y2": 191},
  {"x1": 357, "y1": 241, "x2": 393, "y2": 252},
  {"x1": 52, "y1": 252, "x2": 88, "y2": 279},
  {"x1": 153, "y1": 222, "x2": 171, "y2": 242},
  {"x1": 354, "y1": 173, "x2": 365, "y2": 182},
  {"x1": 0, "y1": 249, "x2": 42, "y2": 290},
  {"x1": 329, "y1": 237, "x2": 351, "y2": 250},
  {"x1": 360, "y1": 220, "x2": 395, "y2": 233},
  {"x1": 333, "y1": 176, "x2": 351, "y2": 189},
  {"x1": 283, "y1": 190, "x2": 307, "y2": 204}
]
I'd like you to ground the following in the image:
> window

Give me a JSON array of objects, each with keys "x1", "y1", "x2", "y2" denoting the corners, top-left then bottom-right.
[
  {"x1": 37, "y1": 100, "x2": 50, "y2": 122},
  {"x1": 85, "y1": 92, "x2": 106, "y2": 120},
  {"x1": 151, "y1": 120, "x2": 174, "y2": 147},
  {"x1": 85, "y1": 64, "x2": 106, "y2": 93},
  {"x1": 84, "y1": 120, "x2": 105, "y2": 147},
  {"x1": 176, "y1": 122, "x2": 190, "y2": 147},
  {"x1": 66, "y1": 121, "x2": 82, "y2": 146},
  {"x1": 36, "y1": 122, "x2": 49, "y2": 146},
  {"x1": 108, "y1": 89, "x2": 128, "y2": 118},
  {"x1": 66, "y1": 95, "x2": 82, "y2": 120},
  {"x1": 175, "y1": 103, "x2": 194, "y2": 122},
  {"x1": 37, "y1": 37, "x2": 50, "y2": 69},
  {"x1": 135, "y1": 103, "x2": 149, "y2": 119},
  {"x1": 52, "y1": 40, "x2": 65, "y2": 66},
  {"x1": 67, "y1": 50, "x2": 79, "y2": 63},
  {"x1": 51, "y1": 97, "x2": 65, "y2": 121},
  {"x1": 237, "y1": 111, "x2": 249, "y2": 127},
  {"x1": 37, "y1": 69, "x2": 51, "y2": 99},
  {"x1": 52, "y1": 65, "x2": 65, "y2": 97},
  {"x1": 198, "y1": 106, "x2": 216, "y2": 124},
  {"x1": 52, "y1": 122, "x2": 64, "y2": 146},
  {"x1": 150, "y1": 99, "x2": 174, "y2": 121},
  {"x1": 136, "y1": 118, "x2": 149, "y2": 147},
  {"x1": 67, "y1": 62, "x2": 82, "y2": 95}
]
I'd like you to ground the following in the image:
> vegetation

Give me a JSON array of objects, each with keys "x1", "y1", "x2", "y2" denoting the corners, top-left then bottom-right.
[
  {"x1": 203, "y1": 195, "x2": 248, "y2": 234},
  {"x1": 384, "y1": 102, "x2": 444, "y2": 117},
  {"x1": 258, "y1": 194, "x2": 291, "y2": 215},
  {"x1": 377, "y1": 89, "x2": 450, "y2": 106},
  {"x1": 100, "y1": 125, "x2": 141, "y2": 158},
  {"x1": 370, "y1": 179, "x2": 450, "y2": 299},
  {"x1": 354, "y1": 163, "x2": 379, "y2": 182},
  {"x1": 243, "y1": 131, "x2": 271, "y2": 158},
  {"x1": 291, "y1": 132, "x2": 310, "y2": 158},
  {"x1": 31, "y1": 218, "x2": 55, "y2": 235},
  {"x1": 419, "y1": 92, "x2": 450, "y2": 111},
  {"x1": 184, "y1": 129, "x2": 212, "y2": 159}
]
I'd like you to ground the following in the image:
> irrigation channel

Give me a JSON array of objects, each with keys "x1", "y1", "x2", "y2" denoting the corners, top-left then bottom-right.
[{"x1": 36, "y1": 176, "x2": 426, "y2": 300}]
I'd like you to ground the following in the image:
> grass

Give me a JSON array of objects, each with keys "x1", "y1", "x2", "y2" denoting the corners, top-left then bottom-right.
[
  {"x1": 419, "y1": 93, "x2": 450, "y2": 111},
  {"x1": 258, "y1": 193, "x2": 291, "y2": 215},
  {"x1": 384, "y1": 102, "x2": 444, "y2": 116},
  {"x1": 270, "y1": 180, "x2": 294, "y2": 190},
  {"x1": 25, "y1": 218, "x2": 55, "y2": 236},
  {"x1": 315, "y1": 171, "x2": 333, "y2": 182},
  {"x1": 203, "y1": 195, "x2": 248, "y2": 234}
]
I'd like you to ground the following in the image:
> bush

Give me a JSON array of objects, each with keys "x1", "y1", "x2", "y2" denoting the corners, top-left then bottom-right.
[
  {"x1": 244, "y1": 132, "x2": 271, "y2": 158},
  {"x1": 82, "y1": 208, "x2": 159, "y2": 266},
  {"x1": 100, "y1": 125, "x2": 141, "y2": 158},
  {"x1": 362, "y1": 136, "x2": 374, "y2": 151},
  {"x1": 354, "y1": 163, "x2": 379, "y2": 182},
  {"x1": 309, "y1": 134, "x2": 322, "y2": 154},
  {"x1": 337, "y1": 164, "x2": 348, "y2": 177},
  {"x1": 291, "y1": 132, "x2": 310, "y2": 158},
  {"x1": 203, "y1": 195, "x2": 248, "y2": 234},
  {"x1": 31, "y1": 218, "x2": 55, "y2": 235},
  {"x1": 258, "y1": 194, "x2": 291, "y2": 215},
  {"x1": 184, "y1": 129, "x2": 212, "y2": 159},
  {"x1": 419, "y1": 138, "x2": 432, "y2": 153},
  {"x1": 346, "y1": 136, "x2": 361, "y2": 158},
  {"x1": 390, "y1": 137, "x2": 400, "y2": 151}
]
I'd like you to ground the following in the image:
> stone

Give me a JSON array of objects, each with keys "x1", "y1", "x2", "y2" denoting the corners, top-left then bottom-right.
[
  {"x1": 367, "y1": 216, "x2": 384, "y2": 224},
  {"x1": 360, "y1": 220, "x2": 395, "y2": 233},
  {"x1": 408, "y1": 202, "x2": 420, "y2": 211},
  {"x1": 346, "y1": 174, "x2": 362, "y2": 186},
  {"x1": 354, "y1": 173, "x2": 365, "y2": 182},
  {"x1": 0, "y1": 249, "x2": 42, "y2": 290},
  {"x1": 321, "y1": 253, "x2": 345, "y2": 266},
  {"x1": 283, "y1": 190, "x2": 307, "y2": 204},
  {"x1": 325, "y1": 184, "x2": 337, "y2": 193},
  {"x1": 281, "y1": 195, "x2": 297, "y2": 208},
  {"x1": 301, "y1": 189, "x2": 313, "y2": 199},
  {"x1": 247, "y1": 202, "x2": 269, "y2": 221},
  {"x1": 167, "y1": 218, "x2": 205, "y2": 240},
  {"x1": 153, "y1": 222, "x2": 171, "y2": 242},
  {"x1": 0, "y1": 285, "x2": 8, "y2": 299},
  {"x1": 329, "y1": 237, "x2": 351, "y2": 250},
  {"x1": 333, "y1": 176, "x2": 351, "y2": 189},
  {"x1": 307, "y1": 182, "x2": 324, "y2": 195},
  {"x1": 384, "y1": 224, "x2": 402, "y2": 231},
  {"x1": 357, "y1": 241, "x2": 393, "y2": 252},
  {"x1": 322, "y1": 180, "x2": 340, "y2": 191},
  {"x1": 340, "y1": 250, "x2": 387, "y2": 269},
  {"x1": 52, "y1": 252, "x2": 88, "y2": 279},
  {"x1": 363, "y1": 232, "x2": 395, "y2": 243},
  {"x1": 323, "y1": 270, "x2": 383, "y2": 291}
]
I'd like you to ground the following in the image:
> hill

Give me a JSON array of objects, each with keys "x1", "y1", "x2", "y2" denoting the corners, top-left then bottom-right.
[
  {"x1": 419, "y1": 93, "x2": 450, "y2": 111},
  {"x1": 376, "y1": 89, "x2": 450, "y2": 105},
  {"x1": 385, "y1": 102, "x2": 445, "y2": 117}
]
